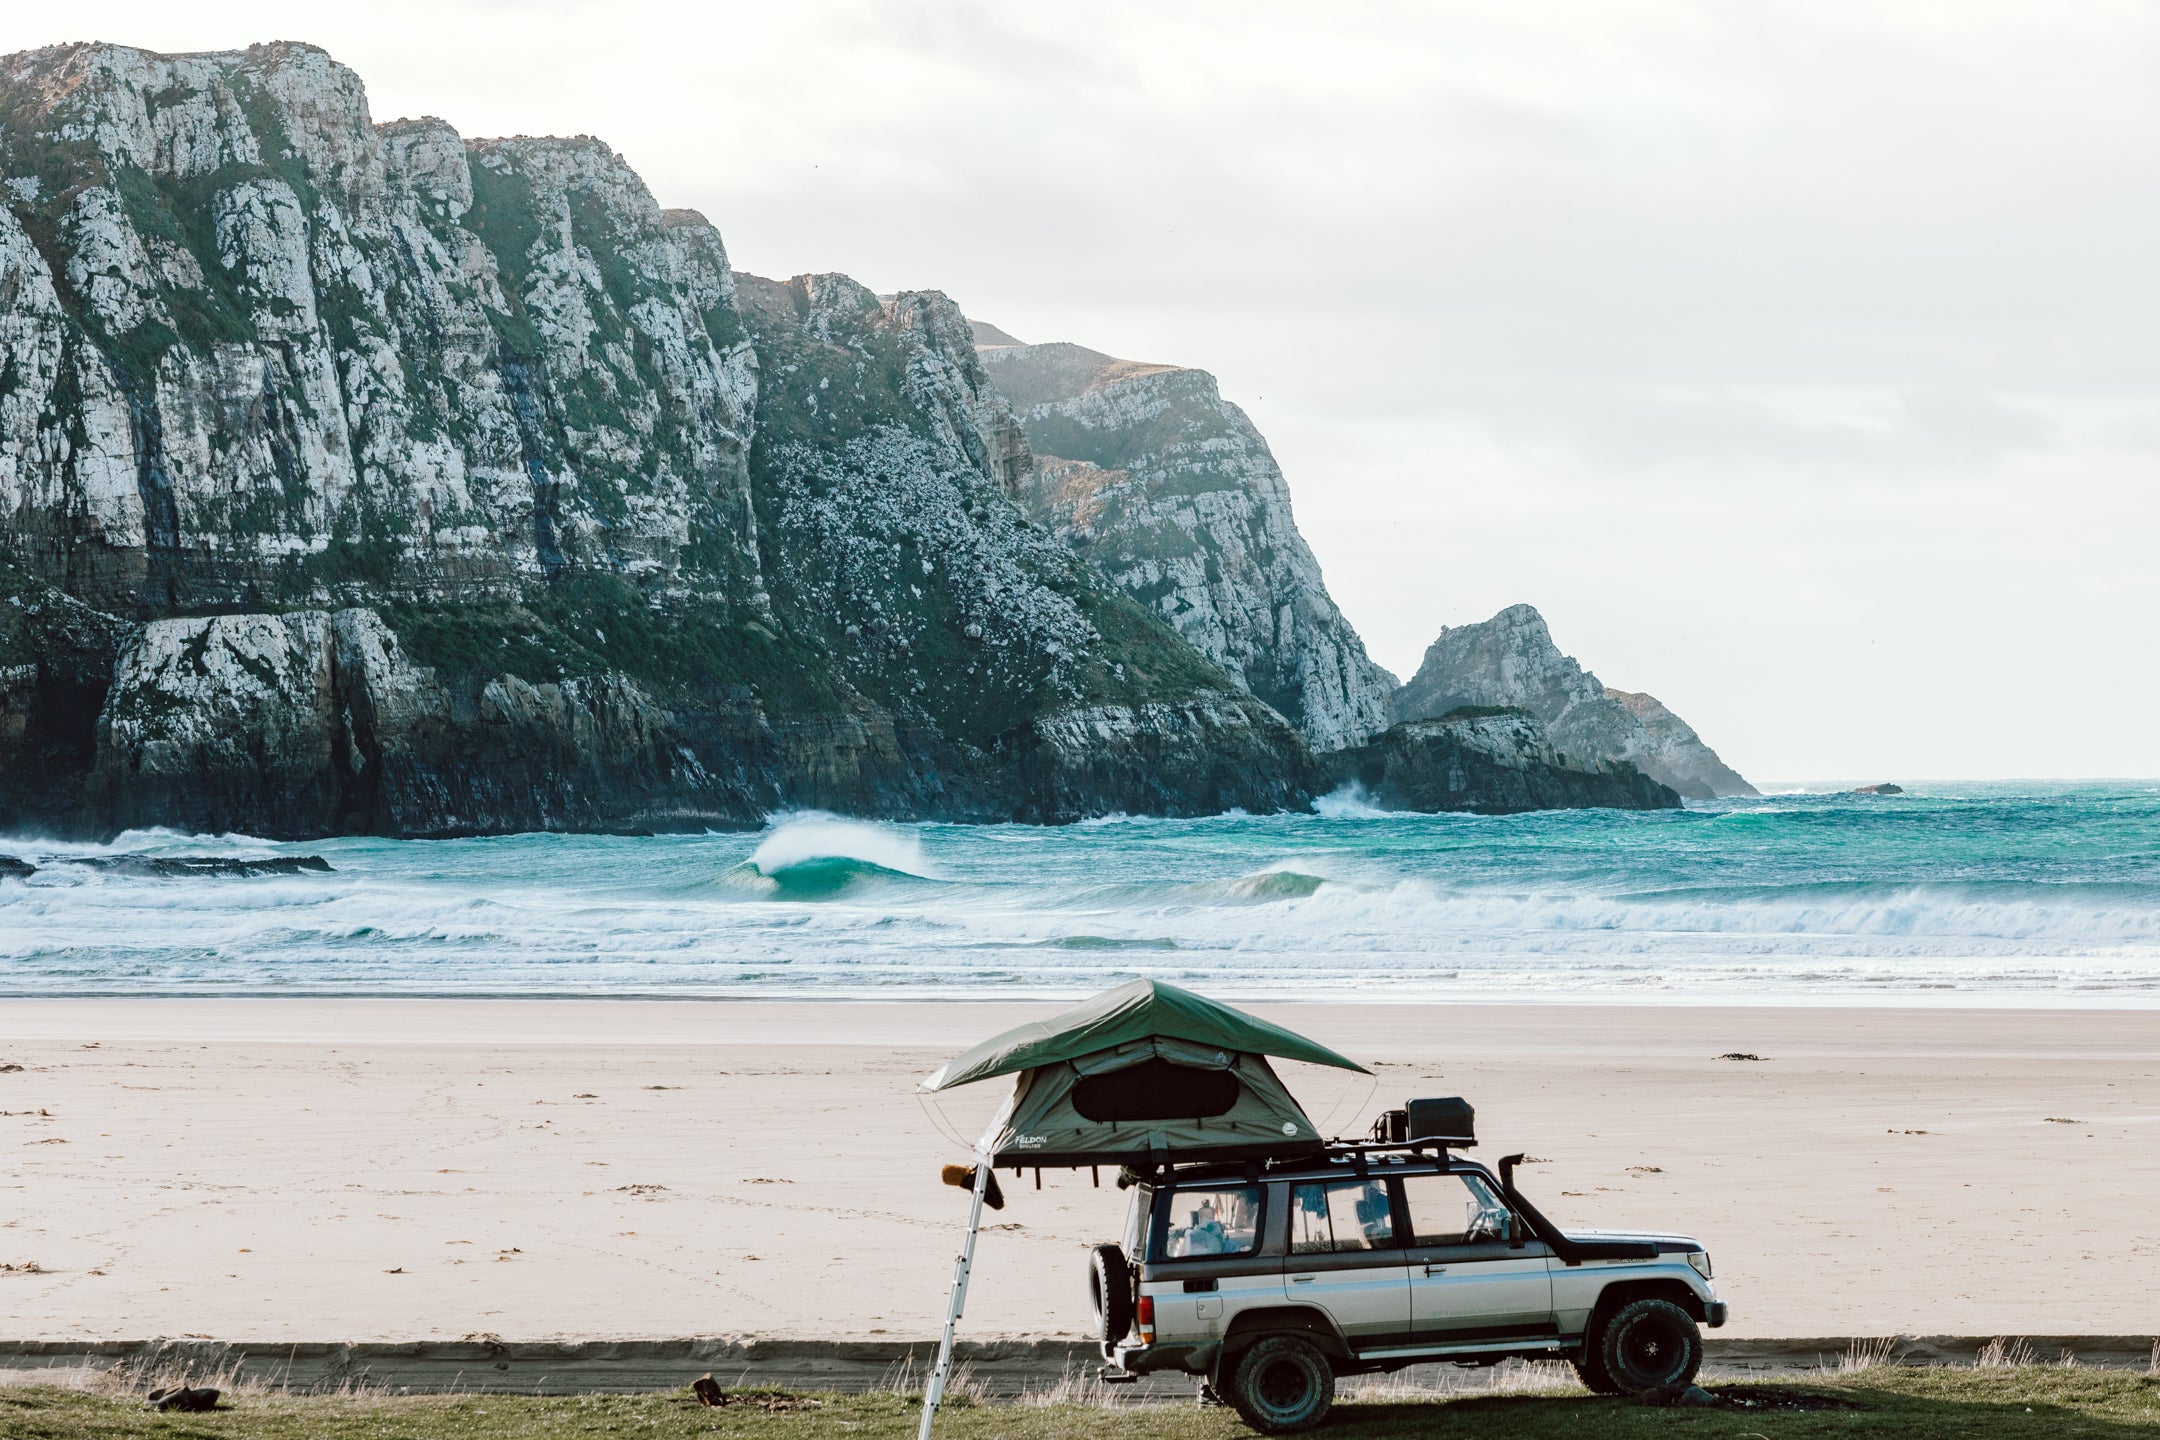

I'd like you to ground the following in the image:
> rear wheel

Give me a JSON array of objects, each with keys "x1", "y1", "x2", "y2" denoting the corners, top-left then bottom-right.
[
  {"x1": 1226, "y1": 1335, "x2": 1335, "y2": 1434},
  {"x1": 1596, "y1": 1298, "x2": 1703, "y2": 1394},
  {"x1": 1087, "y1": 1244, "x2": 1133, "y2": 1344}
]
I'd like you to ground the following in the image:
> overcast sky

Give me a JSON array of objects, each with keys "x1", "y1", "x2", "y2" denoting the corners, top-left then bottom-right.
[{"x1": 12, "y1": 2, "x2": 2159, "y2": 781}]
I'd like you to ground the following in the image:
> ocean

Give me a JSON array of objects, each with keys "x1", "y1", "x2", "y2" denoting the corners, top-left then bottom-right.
[{"x1": 3, "y1": 782, "x2": 2157, "y2": 1004}]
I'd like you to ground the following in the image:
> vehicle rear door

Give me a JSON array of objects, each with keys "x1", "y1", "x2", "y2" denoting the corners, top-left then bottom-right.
[
  {"x1": 1283, "y1": 1176, "x2": 1411, "y2": 1350},
  {"x1": 1396, "y1": 1170, "x2": 1557, "y2": 1342},
  {"x1": 1150, "y1": 1182, "x2": 1274, "y2": 1340}
]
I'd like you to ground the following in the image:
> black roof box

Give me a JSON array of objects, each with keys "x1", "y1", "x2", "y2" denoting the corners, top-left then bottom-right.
[{"x1": 1407, "y1": 1096, "x2": 1474, "y2": 1146}]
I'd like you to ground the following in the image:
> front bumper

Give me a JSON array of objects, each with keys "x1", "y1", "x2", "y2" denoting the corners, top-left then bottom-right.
[{"x1": 1705, "y1": 1301, "x2": 1728, "y2": 1329}]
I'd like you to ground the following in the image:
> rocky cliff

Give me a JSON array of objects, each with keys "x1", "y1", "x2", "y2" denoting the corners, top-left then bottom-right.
[
  {"x1": 1393, "y1": 605, "x2": 1756, "y2": 800},
  {"x1": 1604, "y1": 688, "x2": 1755, "y2": 799},
  {"x1": 978, "y1": 339, "x2": 1397, "y2": 753},
  {"x1": 1324, "y1": 707, "x2": 1680, "y2": 814},
  {"x1": 0, "y1": 41, "x2": 1307, "y2": 836},
  {"x1": 0, "y1": 40, "x2": 1701, "y2": 838}
]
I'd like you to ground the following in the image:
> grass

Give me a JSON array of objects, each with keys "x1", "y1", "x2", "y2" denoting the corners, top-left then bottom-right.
[{"x1": 5, "y1": 1361, "x2": 2159, "y2": 1440}]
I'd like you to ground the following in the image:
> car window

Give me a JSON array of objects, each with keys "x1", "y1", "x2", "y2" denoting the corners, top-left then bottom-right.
[
  {"x1": 1158, "y1": 1185, "x2": 1262, "y2": 1259},
  {"x1": 1289, "y1": 1178, "x2": 1396, "y2": 1253},
  {"x1": 1399, "y1": 1171, "x2": 1513, "y2": 1247}
]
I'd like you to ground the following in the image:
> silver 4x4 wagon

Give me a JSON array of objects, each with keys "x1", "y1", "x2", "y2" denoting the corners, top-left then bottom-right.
[{"x1": 1088, "y1": 1103, "x2": 1726, "y2": 1433}]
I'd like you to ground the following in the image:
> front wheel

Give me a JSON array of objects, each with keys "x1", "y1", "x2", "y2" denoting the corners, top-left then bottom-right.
[
  {"x1": 1596, "y1": 1298, "x2": 1703, "y2": 1394},
  {"x1": 1572, "y1": 1349, "x2": 1624, "y2": 1395},
  {"x1": 1225, "y1": 1335, "x2": 1335, "y2": 1434}
]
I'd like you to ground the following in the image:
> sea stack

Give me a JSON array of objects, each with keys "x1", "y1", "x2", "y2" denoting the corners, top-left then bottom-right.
[{"x1": 1395, "y1": 604, "x2": 1756, "y2": 800}]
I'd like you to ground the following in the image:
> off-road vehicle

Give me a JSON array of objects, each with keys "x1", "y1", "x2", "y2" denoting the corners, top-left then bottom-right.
[{"x1": 1085, "y1": 1098, "x2": 1726, "y2": 1433}]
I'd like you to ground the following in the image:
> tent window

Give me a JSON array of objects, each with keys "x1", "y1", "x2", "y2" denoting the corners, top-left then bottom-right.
[{"x1": 1072, "y1": 1058, "x2": 1240, "y2": 1122}]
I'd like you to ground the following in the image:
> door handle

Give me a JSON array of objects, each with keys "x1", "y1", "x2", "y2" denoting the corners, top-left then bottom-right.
[
  {"x1": 1291, "y1": 1274, "x2": 1315, "y2": 1283},
  {"x1": 1424, "y1": 1264, "x2": 1447, "y2": 1275}
]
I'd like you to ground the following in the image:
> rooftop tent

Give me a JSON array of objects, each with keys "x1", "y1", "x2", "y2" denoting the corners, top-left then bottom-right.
[
  {"x1": 913, "y1": 980, "x2": 1368, "y2": 1440},
  {"x1": 921, "y1": 979, "x2": 1369, "y2": 1167}
]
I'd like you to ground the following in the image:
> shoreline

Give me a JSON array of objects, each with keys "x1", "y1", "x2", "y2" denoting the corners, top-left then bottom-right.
[
  {"x1": 4, "y1": 1000, "x2": 2156, "y2": 1344},
  {"x1": 8, "y1": 991, "x2": 2158, "y2": 1010},
  {"x1": 12, "y1": 996, "x2": 2160, "y2": 1048}
]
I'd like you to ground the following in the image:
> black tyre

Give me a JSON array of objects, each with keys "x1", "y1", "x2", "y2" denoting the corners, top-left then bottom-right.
[
  {"x1": 1226, "y1": 1335, "x2": 1335, "y2": 1434},
  {"x1": 1596, "y1": 1298, "x2": 1703, "y2": 1394},
  {"x1": 1572, "y1": 1350, "x2": 1625, "y2": 1396},
  {"x1": 1087, "y1": 1244, "x2": 1134, "y2": 1343}
]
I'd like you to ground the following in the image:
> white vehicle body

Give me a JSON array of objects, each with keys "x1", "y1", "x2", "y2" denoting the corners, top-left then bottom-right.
[{"x1": 1108, "y1": 1148, "x2": 1725, "y2": 1382}]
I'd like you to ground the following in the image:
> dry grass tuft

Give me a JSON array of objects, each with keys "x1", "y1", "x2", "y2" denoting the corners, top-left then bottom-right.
[
  {"x1": 1341, "y1": 1358, "x2": 1580, "y2": 1403},
  {"x1": 1013, "y1": 1360, "x2": 1147, "y2": 1408},
  {"x1": 1974, "y1": 1337, "x2": 2037, "y2": 1369},
  {"x1": 1838, "y1": 1336, "x2": 1900, "y2": 1372},
  {"x1": 874, "y1": 1354, "x2": 988, "y2": 1409}
]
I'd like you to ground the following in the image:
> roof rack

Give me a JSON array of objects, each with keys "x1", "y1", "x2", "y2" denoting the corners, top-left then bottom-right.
[
  {"x1": 1121, "y1": 1097, "x2": 1481, "y2": 1184},
  {"x1": 1319, "y1": 1137, "x2": 1474, "y2": 1159},
  {"x1": 1132, "y1": 1138, "x2": 1481, "y2": 1186}
]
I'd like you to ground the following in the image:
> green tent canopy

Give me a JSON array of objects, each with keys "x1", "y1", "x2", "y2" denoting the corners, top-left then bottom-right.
[
  {"x1": 922, "y1": 978, "x2": 1369, "y2": 1092},
  {"x1": 922, "y1": 979, "x2": 1370, "y2": 1169}
]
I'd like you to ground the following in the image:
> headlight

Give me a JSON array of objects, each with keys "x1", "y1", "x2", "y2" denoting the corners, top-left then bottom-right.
[{"x1": 1686, "y1": 1250, "x2": 1713, "y2": 1280}]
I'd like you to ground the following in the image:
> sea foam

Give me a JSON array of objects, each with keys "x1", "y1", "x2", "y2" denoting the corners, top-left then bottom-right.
[{"x1": 4, "y1": 783, "x2": 2158, "y2": 1002}]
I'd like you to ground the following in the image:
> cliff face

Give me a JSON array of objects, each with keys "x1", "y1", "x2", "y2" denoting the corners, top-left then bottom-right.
[
  {"x1": 0, "y1": 41, "x2": 1305, "y2": 836},
  {"x1": 1324, "y1": 707, "x2": 1680, "y2": 815},
  {"x1": 0, "y1": 45, "x2": 764, "y2": 615},
  {"x1": 1604, "y1": 688, "x2": 1755, "y2": 801},
  {"x1": 0, "y1": 40, "x2": 1709, "y2": 839},
  {"x1": 1394, "y1": 604, "x2": 1756, "y2": 800},
  {"x1": 980, "y1": 340, "x2": 1397, "y2": 753}
]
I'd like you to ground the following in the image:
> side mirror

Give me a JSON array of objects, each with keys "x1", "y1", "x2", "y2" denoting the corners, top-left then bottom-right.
[{"x1": 1507, "y1": 1212, "x2": 1526, "y2": 1249}]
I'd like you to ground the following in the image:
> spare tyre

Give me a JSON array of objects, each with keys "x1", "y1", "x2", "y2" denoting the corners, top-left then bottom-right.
[{"x1": 1087, "y1": 1243, "x2": 1135, "y2": 1342}]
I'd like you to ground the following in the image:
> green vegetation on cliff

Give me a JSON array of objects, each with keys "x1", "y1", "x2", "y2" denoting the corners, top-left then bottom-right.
[{"x1": 380, "y1": 577, "x2": 845, "y2": 716}]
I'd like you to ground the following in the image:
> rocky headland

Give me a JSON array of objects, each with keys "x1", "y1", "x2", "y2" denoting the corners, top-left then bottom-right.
[
  {"x1": 0, "y1": 41, "x2": 1694, "y2": 837},
  {"x1": 1323, "y1": 708, "x2": 1680, "y2": 814},
  {"x1": 978, "y1": 338, "x2": 1397, "y2": 754},
  {"x1": 1395, "y1": 605, "x2": 1756, "y2": 800}
]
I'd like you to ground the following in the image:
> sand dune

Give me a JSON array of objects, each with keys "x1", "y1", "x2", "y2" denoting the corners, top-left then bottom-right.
[{"x1": 1, "y1": 1000, "x2": 2155, "y2": 1344}]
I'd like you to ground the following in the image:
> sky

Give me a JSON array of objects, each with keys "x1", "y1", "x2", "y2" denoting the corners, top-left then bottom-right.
[{"x1": 8, "y1": 2, "x2": 2158, "y2": 780}]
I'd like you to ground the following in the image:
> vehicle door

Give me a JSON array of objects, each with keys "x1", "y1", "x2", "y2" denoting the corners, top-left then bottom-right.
[
  {"x1": 1151, "y1": 1183, "x2": 1273, "y2": 1339},
  {"x1": 1283, "y1": 1176, "x2": 1411, "y2": 1350},
  {"x1": 1396, "y1": 1170, "x2": 1557, "y2": 1341}
]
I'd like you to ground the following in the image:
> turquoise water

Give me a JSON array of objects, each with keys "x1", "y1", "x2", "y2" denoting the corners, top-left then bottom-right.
[{"x1": 4, "y1": 782, "x2": 2158, "y2": 1003}]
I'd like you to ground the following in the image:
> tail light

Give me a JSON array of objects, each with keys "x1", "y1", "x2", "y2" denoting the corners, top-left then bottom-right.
[{"x1": 1136, "y1": 1294, "x2": 1155, "y2": 1343}]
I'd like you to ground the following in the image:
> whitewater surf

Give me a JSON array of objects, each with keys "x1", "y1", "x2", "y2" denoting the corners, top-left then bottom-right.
[{"x1": 3, "y1": 784, "x2": 2157, "y2": 1002}]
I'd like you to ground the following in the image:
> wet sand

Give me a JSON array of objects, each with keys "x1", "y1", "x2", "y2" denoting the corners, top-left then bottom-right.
[{"x1": 1, "y1": 1000, "x2": 2155, "y2": 1344}]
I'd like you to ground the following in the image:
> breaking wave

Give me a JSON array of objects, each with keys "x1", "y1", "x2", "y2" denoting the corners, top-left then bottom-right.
[
  {"x1": 1219, "y1": 870, "x2": 1330, "y2": 903},
  {"x1": 1311, "y1": 783, "x2": 1397, "y2": 820},
  {"x1": 6, "y1": 783, "x2": 2160, "y2": 1000},
  {"x1": 729, "y1": 815, "x2": 939, "y2": 898}
]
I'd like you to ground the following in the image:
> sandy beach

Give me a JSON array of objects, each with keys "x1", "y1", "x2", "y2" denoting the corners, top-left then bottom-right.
[{"x1": 2, "y1": 1000, "x2": 2155, "y2": 1346}]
